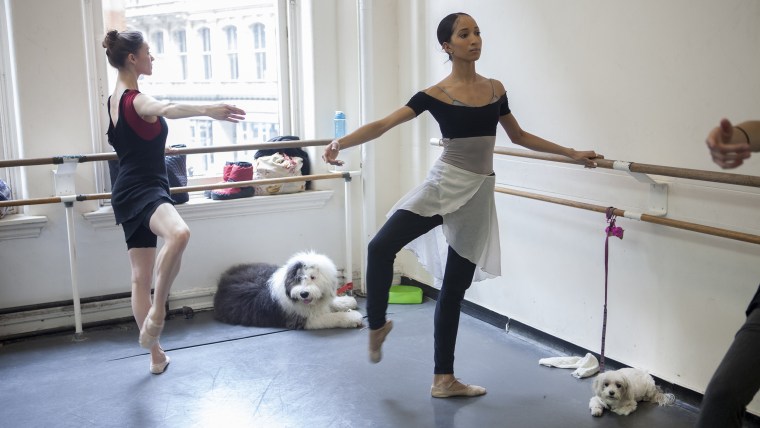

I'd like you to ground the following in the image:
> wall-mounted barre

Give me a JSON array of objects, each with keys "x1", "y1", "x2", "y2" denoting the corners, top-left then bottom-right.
[
  {"x1": 495, "y1": 186, "x2": 760, "y2": 246},
  {"x1": 0, "y1": 172, "x2": 349, "y2": 208},
  {"x1": 429, "y1": 138, "x2": 760, "y2": 189},
  {"x1": 492, "y1": 146, "x2": 760, "y2": 189},
  {"x1": 0, "y1": 139, "x2": 334, "y2": 169}
]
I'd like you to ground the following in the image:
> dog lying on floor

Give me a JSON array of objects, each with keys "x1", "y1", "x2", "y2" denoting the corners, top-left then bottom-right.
[
  {"x1": 213, "y1": 251, "x2": 363, "y2": 330},
  {"x1": 589, "y1": 368, "x2": 676, "y2": 416}
]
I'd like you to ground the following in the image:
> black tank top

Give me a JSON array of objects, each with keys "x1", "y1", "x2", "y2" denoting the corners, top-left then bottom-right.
[{"x1": 107, "y1": 89, "x2": 171, "y2": 224}]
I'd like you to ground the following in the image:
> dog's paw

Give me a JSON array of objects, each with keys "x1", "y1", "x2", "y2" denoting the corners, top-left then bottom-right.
[
  {"x1": 345, "y1": 309, "x2": 364, "y2": 328},
  {"x1": 590, "y1": 407, "x2": 603, "y2": 417},
  {"x1": 612, "y1": 403, "x2": 636, "y2": 416},
  {"x1": 332, "y1": 295, "x2": 358, "y2": 311}
]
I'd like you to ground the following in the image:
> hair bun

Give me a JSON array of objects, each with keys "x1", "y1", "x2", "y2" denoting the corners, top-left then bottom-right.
[{"x1": 102, "y1": 29, "x2": 119, "y2": 49}]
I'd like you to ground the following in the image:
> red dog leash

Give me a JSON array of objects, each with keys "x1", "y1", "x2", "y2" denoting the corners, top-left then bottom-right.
[{"x1": 600, "y1": 207, "x2": 624, "y2": 372}]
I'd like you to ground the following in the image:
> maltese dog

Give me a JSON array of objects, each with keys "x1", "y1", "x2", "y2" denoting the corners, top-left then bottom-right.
[{"x1": 589, "y1": 368, "x2": 675, "y2": 416}]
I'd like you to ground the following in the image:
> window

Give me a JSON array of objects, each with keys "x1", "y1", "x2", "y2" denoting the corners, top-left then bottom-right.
[
  {"x1": 0, "y1": 0, "x2": 20, "y2": 214},
  {"x1": 173, "y1": 30, "x2": 187, "y2": 80},
  {"x1": 151, "y1": 31, "x2": 164, "y2": 54},
  {"x1": 99, "y1": 0, "x2": 290, "y2": 181},
  {"x1": 190, "y1": 119, "x2": 213, "y2": 175},
  {"x1": 224, "y1": 26, "x2": 238, "y2": 80},
  {"x1": 199, "y1": 27, "x2": 212, "y2": 80},
  {"x1": 251, "y1": 23, "x2": 266, "y2": 80}
]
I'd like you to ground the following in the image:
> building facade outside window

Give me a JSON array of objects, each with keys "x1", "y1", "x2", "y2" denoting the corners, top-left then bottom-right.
[{"x1": 100, "y1": 0, "x2": 286, "y2": 184}]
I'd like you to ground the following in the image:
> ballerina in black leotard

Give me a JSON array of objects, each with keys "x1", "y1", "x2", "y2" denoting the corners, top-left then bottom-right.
[
  {"x1": 322, "y1": 12, "x2": 602, "y2": 397},
  {"x1": 102, "y1": 30, "x2": 245, "y2": 374}
]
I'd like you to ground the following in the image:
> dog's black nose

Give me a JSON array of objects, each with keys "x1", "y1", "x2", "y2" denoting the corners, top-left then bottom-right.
[
  {"x1": 609, "y1": 391, "x2": 615, "y2": 396},
  {"x1": 300, "y1": 291, "x2": 310, "y2": 298}
]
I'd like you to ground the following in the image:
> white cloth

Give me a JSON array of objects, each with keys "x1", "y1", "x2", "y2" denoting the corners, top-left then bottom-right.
[
  {"x1": 388, "y1": 157, "x2": 501, "y2": 282},
  {"x1": 538, "y1": 353, "x2": 600, "y2": 379}
]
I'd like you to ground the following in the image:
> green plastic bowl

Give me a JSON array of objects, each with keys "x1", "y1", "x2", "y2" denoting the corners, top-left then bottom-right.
[{"x1": 388, "y1": 285, "x2": 423, "y2": 304}]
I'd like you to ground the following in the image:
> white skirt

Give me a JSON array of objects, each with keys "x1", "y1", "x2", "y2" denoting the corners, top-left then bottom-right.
[{"x1": 388, "y1": 158, "x2": 501, "y2": 282}]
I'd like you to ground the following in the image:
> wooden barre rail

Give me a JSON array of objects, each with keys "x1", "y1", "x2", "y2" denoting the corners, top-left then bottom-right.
[
  {"x1": 0, "y1": 139, "x2": 333, "y2": 169},
  {"x1": 0, "y1": 172, "x2": 347, "y2": 208},
  {"x1": 494, "y1": 147, "x2": 760, "y2": 188},
  {"x1": 495, "y1": 186, "x2": 760, "y2": 245}
]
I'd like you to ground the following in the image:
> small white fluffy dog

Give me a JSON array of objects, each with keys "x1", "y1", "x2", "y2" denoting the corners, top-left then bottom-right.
[
  {"x1": 214, "y1": 251, "x2": 363, "y2": 329},
  {"x1": 589, "y1": 368, "x2": 676, "y2": 416}
]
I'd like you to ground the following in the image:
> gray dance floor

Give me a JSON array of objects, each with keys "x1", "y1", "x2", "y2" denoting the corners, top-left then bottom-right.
[{"x1": 0, "y1": 297, "x2": 718, "y2": 427}]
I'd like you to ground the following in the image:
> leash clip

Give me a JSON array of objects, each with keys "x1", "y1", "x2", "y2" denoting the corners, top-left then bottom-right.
[{"x1": 605, "y1": 207, "x2": 624, "y2": 240}]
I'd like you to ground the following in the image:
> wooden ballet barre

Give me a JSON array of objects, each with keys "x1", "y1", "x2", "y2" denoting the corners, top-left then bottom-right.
[
  {"x1": 493, "y1": 147, "x2": 760, "y2": 189},
  {"x1": 0, "y1": 139, "x2": 334, "y2": 169},
  {"x1": 495, "y1": 186, "x2": 760, "y2": 246},
  {"x1": 0, "y1": 172, "x2": 349, "y2": 208}
]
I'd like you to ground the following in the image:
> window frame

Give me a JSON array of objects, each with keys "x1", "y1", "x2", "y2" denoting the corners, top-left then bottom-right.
[
  {"x1": 0, "y1": 0, "x2": 23, "y2": 211},
  {"x1": 88, "y1": 0, "x2": 297, "y2": 197}
]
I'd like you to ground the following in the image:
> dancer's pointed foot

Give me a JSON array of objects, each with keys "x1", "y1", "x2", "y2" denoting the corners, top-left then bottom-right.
[
  {"x1": 369, "y1": 320, "x2": 393, "y2": 363},
  {"x1": 139, "y1": 308, "x2": 164, "y2": 349}
]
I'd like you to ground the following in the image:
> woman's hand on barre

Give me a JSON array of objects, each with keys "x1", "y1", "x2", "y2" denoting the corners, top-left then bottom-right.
[
  {"x1": 568, "y1": 149, "x2": 603, "y2": 168},
  {"x1": 322, "y1": 140, "x2": 344, "y2": 166},
  {"x1": 706, "y1": 118, "x2": 752, "y2": 169}
]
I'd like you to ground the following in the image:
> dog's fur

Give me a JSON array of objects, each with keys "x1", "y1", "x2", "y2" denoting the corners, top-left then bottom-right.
[
  {"x1": 589, "y1": 368, "x2": 676, "y2": 416},
  {"x1": 214, "y1": 251, "x2": 363, "y2": 330}
]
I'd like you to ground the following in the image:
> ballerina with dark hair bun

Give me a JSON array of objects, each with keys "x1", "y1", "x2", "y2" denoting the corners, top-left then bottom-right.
[
  {"x1": 102, "y1": 29, "x2": 245, "y2": 374},
  {"x1": 323, "y1": 12, "x2": 601, "y2": 397}
]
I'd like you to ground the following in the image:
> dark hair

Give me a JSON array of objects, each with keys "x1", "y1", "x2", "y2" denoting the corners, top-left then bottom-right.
[
  {"x1": 102, "y1": 30, "x2": 144, "y2": 69},
  {"x1": 437, "y1": 12, "x2": 470, "y2": 60}
]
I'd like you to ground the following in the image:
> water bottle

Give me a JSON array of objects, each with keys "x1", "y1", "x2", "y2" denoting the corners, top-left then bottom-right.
[{"x1": 334, "y1": 111, "x2": 346, "y2": 139}]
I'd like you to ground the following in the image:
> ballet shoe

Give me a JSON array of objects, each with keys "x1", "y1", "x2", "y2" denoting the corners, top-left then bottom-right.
[
  {"x1": 139, "y1": 310, "x2": 164, "y2": 349},
  {"x1": 431, "y1": 378, "x2": 487, "y2": 398},
  {"x1": 369, "y1": 320, "x2": 393, "y2": 363},
  {"x1": 150, "y1": 355, "x2": 171, "y2": 375}
]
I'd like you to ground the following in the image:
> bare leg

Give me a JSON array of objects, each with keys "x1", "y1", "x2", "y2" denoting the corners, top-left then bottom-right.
[
  {"x1": 147, "y1": 203, "x2": 191, "y2": 321},
  {"x1": 128, "y1": 247, "x2": 165, "y2": 365}
]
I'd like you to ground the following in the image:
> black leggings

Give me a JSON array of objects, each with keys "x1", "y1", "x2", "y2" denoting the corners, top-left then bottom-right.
[
  {"x1": 366, "y1": 209, "x2": 477, "y2": 374},
  {"x1": 697, "y1": 289, "x2": 760, "y2": 428}
]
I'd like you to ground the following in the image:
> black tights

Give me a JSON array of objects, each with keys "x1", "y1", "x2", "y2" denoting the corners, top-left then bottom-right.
[
  {"x1": 366, "y1": 209, "x2": 476, "y2": 374},
  {"x1": 697, "y1": 291, "x2": 760, "y2": 428}
]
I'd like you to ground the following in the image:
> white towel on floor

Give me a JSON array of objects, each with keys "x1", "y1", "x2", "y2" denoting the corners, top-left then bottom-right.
[{"x1": 538, "y1": 352, "x2": 600, "y2": 379}]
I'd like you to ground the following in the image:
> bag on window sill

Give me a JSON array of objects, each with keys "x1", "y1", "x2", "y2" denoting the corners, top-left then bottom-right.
[
  {"x1": 108, "y1": 144, "x2": 189, "y2": 205},
  {"x1": 0, "y1": 178, "x2": 12, "y2": 219},
  {"x1": 255, "y1": 136, "x2": 312, "y2": 190},
  {"x1": 252, "y1": 152, "x2": 305, "y2": 196},
  {"x1": 165, "y1": 144, "x2": 189, "y2": 204}
]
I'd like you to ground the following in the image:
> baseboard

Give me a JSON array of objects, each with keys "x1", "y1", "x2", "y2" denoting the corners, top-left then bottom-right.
[
  {"x1": 0, "y1": 287, "x2": 216, "y2": 341},
  {"x1": 401, "y1": 276, "x2": 760, "y2": 425}
]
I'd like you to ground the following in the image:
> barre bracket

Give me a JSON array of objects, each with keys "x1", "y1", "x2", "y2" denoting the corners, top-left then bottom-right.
[
  {"x1": 53, "y1": 156, "x2": 80, "y2": 198},
  {"x1": 613, "y1": 161, "x2": 667, "y2": 217}
]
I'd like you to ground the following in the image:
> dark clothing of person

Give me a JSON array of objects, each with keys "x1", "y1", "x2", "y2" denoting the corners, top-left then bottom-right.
[
  {"x1": 366, "y1": 209, "x2": 476, "y2": 374},
  {"x1": 107, "y1": 89, "x2": 173, "y2": 247},
  {"x1": 697, "y1": 284, "x2": 760, "y2": 427},
  {"x1": 406, "y1": 89, "x2": 510, "y2": 139}
]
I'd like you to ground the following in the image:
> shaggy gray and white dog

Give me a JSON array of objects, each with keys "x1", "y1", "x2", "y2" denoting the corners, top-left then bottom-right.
[{"x1": 214, "y1": 251, "x2": 363, "y2": 329}]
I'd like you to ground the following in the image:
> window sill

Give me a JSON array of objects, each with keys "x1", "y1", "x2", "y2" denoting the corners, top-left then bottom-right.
[
  {"x1": 83, "y1": 190, "x2": 334, "y2": 229},
  {"x1": 0, "y1": 214, "x2": 48, "y2": 240}
]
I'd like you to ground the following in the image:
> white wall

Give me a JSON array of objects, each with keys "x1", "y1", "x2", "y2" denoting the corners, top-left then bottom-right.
[
  {"x1": 391, "y1": 0, "x2": 760, "y2": 415},
  {"x1": 2, "y1": 0, "x2": 760, "y2": 416}
]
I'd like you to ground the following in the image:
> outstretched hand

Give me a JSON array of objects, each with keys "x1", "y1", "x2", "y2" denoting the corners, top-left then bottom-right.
[
  {"x1": 322, "y1": 140, "x2": 344, "y2": 166},
  {"x1": 706, "y1": 118, "x2": 751, "y2": 169},
  {"x1": 570, "y1": 149, "x2": 603, "y2": 168},
  {"x1": 207, "y1": 104, "x2": 246, "y2": 122}
]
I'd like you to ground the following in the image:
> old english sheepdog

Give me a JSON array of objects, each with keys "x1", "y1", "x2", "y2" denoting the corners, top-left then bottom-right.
[
  {"x1": 589, "y1": 368, "x2": 676, "y2": 416},
  {"x1": 213, "y1": 251, "x2": 364, "y2": 329}
]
